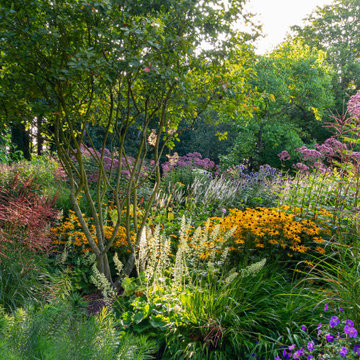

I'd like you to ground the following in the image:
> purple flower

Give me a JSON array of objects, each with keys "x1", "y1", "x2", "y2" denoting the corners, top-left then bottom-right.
[
  {"x1": 275, "y1": 356, "x2": 281, "y2": 360},
  {"x1": 326, "y1": 333, "x2": 334, "y2": 342},
  {"x1": 293, "y1": 348, "x2": 304, "y2": 359},
  {"x1": 330, "y1": 316, "x2": 340, "y2": 328},
  {"x1": 307, "y1": 356, "x2": 313, "y2": 360},
  {"x1": 353, "y1": 344, "x2": 360, "y2": 355},
  {"x1": 324, "y1": 304, "x2": 328, "y2": 311},
  {"x1": 301, "y1": 325, "x2": 307, "y2": 332},
  {"x1": 307, "y1": 341, "x2": 315, "y2": 352},
  {"x1": 339, "y1": 346, "x2": 348, "y2": 357},
  {"x1": 346, "y1": 320, "x2": 354, "y2": 327},
  {"x1": 344, "y1": 325, "x2": 358, "y2": 338},
  {"x1": 340, "y1": 307, "x2": 344, "y2": 312},
  {"x1": 288, "y1": 344, "x2": 296, "y2": 351}
]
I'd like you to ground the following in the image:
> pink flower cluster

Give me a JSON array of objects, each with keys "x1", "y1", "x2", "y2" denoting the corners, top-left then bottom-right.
[
  {"x1": 278, "y1": 150, "x2": 291, "y2": 162},
  {"x1": 77, "y1": 145, "x2": 148, "y2": 182},
  {"x1": 347, "y1": 91, "x2": 360, "y2": 119},
  {"x1": 162, "y1": 152, "x2": 218, "y2": 176}
]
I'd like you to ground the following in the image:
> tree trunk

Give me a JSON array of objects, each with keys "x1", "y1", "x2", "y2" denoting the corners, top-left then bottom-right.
[
  {"x1": 123, "y1": 252, "x2": 135, "y2": 277},
  {"x1": 96, "y1": 252, "x2": 113, "y2": 284},
  {"x1": 11, "y1": 122, "x2": 31, "y2": 160},
  {"x1": 37, "y1": 115, "x2": 44, "y2": 155}
]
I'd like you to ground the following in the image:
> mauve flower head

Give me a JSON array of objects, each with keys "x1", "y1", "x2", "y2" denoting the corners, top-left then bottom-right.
[
  {"x1": 296, "y1": 146, "x2": 323, "y2": 160},
  {"x1": 307, "y1": 355, "x2": 313, "y2": 360},
  {"x1": 324, "y1": 304, "x2": 328, "y2": 311},
  {"x1": 99, "y1": 147, "x2": 111, "y2": 157},
  {"x1": 324, "y1": 137, "x2": 347, "y2": 151},
  {"x1": 316, "y1": 143, "x2": 335, "y2": 157},
  {"x1": 278, "y1": 150, "x2": 291, "y2": 161},
  {"x1": 326, "y1": 333, "x2": 334, "y2": 342},
  {"x1": 351, "y1": 152, "x2": 360, "y2": 160},
  {"x1": 295, "y1": 162, "x2": 309, "y2": 171},
  {"x1": 347, "y1": 91, "x2": 360, "y2": 119},
  {"x1": 301, "y1": 325, "x2": 307, "y2": 332}
]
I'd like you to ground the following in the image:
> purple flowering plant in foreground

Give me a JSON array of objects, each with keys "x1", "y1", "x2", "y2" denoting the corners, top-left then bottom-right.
[{"x1": 271, "y1": 304, "x2": 360, "y2": 360}]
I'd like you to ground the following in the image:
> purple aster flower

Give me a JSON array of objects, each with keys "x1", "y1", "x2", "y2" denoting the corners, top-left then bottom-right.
[
  {"x1": 353, "y1": 344, "x2": 360, "y2": 355},
  {"x1": 293, "y1": 348, "x2": 304, "y2": 359},
  {"x1": 307, "y1": 341, "x2": 315, "y2": 352},
  {"x1": 330, "y1": 316, "x2": 340, "y2": 328},
  {"x1": 288, "y1": 344, "x2": 296, "y2": 351},
  {"x1": 326, "y1": 333, "x2": 334, "y2": 342},
  {"x1": 344, "y1": 325, "x2": 358, "y2": 338},
  {"x1": 346, "y1": 320, "x2": 354, "y2": 327},
  {"x1": 301, "y1": 325, "x2": 307, "y2": 332},
  {"x1": 339, "y1": 346, "x2": 348, "y2": 357}
]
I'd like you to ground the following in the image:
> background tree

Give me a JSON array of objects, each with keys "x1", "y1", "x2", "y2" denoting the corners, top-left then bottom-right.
[
  {"x1": 291, "y1": 0, "x2": 360, "y2": 108},
  {"x1": 221, "y1": 40, "x2": 334, "y2": 168}
]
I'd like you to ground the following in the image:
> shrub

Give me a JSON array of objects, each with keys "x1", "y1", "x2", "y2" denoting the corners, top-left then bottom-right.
[{"x1": 0, "y1": 175, "x2": 58, "y2": 261}]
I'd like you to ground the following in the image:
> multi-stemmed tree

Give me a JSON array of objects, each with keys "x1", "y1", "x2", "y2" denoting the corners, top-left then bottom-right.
[{"x1": 0, "y1": 0, "x2": 258, "y2": 283}]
